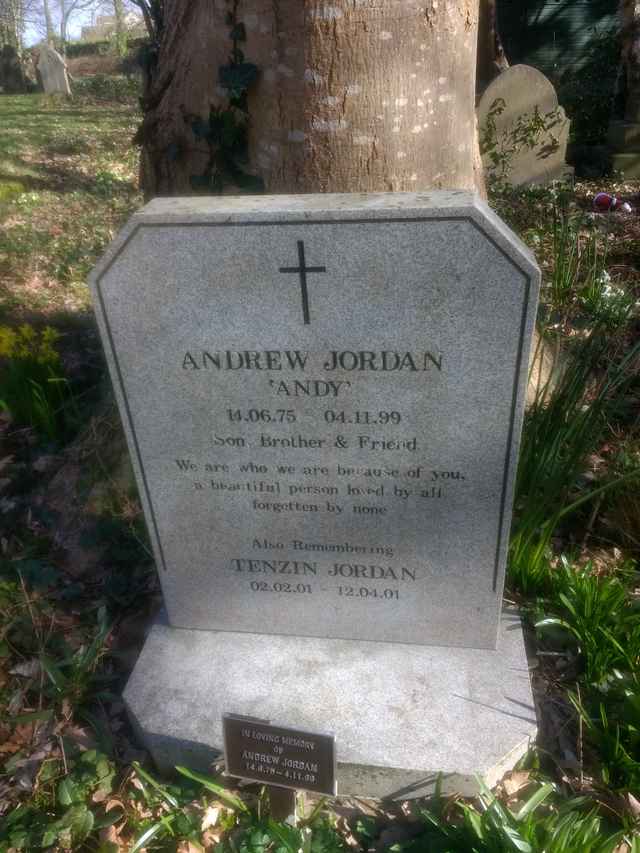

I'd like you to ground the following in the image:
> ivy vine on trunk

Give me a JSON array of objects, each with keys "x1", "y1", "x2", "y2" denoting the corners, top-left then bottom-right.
[{"x1": 189, "y1": 0, "x2": 263, "y2": 192}]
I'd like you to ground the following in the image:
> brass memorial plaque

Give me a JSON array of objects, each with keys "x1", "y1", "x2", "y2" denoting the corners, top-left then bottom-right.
[{"x1": 222, "y1": 714, "x2": 337, "y2": 796}]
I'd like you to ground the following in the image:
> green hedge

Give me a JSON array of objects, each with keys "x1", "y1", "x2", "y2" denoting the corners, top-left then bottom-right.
[{"x1": 65, "y1": 37, "x2": 148, "y2": 59}]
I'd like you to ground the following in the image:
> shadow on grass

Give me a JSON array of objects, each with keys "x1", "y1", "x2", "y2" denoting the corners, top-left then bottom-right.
[
  {"x1": 0, "y1": 161, "x2": 135, "y2": 195},
  {"x1": 0, "y1": 108, "x2": 135, "y2": 121}
]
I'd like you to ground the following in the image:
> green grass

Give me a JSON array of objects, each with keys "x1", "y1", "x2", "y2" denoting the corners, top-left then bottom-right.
[{"x1": 0, "y1": 93, "x2": 141, "y2": 319}]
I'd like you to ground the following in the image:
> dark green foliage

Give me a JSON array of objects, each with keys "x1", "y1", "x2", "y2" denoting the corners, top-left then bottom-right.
[
  {"x1": 39, "y1": 606, "x2": 111, "y2": 710},
  {"x1": 64, "y1": 37, "x2": 148, "y2": 59},
  {"x1": 5, "y1": 558, "x2": 60, "y2": 590},
  {"x1": 189, "y1": 105, "x2": 264, "y2": 193},
  {"x1": 392, "y1": 780, "x2": 630, "y2": 852},
  {"x1": 1, "y1": 751, "x2": 119, "y2": 850},
  {"x1": 536, "y1": 558, "x2": 640, "y2": 791},
  {"x1": 558, "y1": 28, "x2": 620, "y2": 149},
  {"x1": 218, "y1": 61, "x2": 258, "y2": 98},
  {"x1": 0, "y1": 324, "x2": 78, "y2": 441},
  {"x1": 510, "y1": 327, "x2": 640, "y2": 595},
  {"x1": 72, "y1": 73, "x2": 141, "y2": 103}
]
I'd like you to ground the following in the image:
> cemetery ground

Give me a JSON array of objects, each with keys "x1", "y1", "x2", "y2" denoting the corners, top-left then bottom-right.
[{"x1": 1, "y1": 91, "x2": 640, "y2": 851}]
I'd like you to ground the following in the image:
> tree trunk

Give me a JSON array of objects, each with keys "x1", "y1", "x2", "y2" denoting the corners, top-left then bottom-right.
[
  {"x1": 43, "y1": 0, "x2": 55, "y2": 45},
  {"x1": 476, "y1": 0, "x2": 508, "y2": 94},
  {"x1": 113, "y1": 0, "x2": 127, "y2": 55},
  {"x1": 0, "y1": 0, "x2": 24, "y2": 50},
  {"x1": 621, "y1": 0, "x2": 640, "y2": 121},
  {"x1": 58, "y1": 0, "x2": 67, "y2": 49},
  {"x1": 138, "y1": 0, "x2": 484, "y2": 197}
]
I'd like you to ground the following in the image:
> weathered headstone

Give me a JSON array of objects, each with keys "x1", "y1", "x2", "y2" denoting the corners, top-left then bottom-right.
[
  {"x1": 37, "y1": 45, "x2": 71, "y2": 96},
  {"x1": 90, "y1": 192, "x2": 540, "y2": 797},
  {"x1": 478, "y1": 64, "x2": 573, "y2": 186}
]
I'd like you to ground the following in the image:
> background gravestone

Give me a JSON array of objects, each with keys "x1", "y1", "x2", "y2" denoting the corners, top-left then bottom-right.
[
  {"x1": 37, "y1": 46, "x2": 71, "y2": 95},
  {"x1": 90, "y1": 192, "x2": 540, "y2": 797},
  {"x1": 477, "y1": 65, "x2": 573, "y2": 186}
]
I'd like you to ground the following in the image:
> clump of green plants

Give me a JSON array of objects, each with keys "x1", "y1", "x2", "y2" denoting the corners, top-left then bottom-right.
[
  {"x1": 72, "y1": 73, "x2": 140, "y2": 103},
  {"x1": 0, "y1": 323, "x2": 77, "y2": 441},
  {"x1": 536, "y1": 557, "x2": 640, "y2": 792},
  {"x1": 2, "y1": 750, "x2": 119, "y2": 850},
  {"x1": 510, "y1": 325, "x2": 640, "y2": 595},
  {"x1": 392, "y1": 778, "x2": 633, "y2": 852},
  {"x1": 126, "y1": 764, "x2": 347, "y2": 853},
  {"x1": 547, "y1": 207, "x2": 636, "y2": 327}
]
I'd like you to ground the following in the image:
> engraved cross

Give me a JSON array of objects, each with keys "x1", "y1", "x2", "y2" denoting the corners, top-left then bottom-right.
[{"x1": 279, "y1": 240, "x2": 326, "y2": 325}]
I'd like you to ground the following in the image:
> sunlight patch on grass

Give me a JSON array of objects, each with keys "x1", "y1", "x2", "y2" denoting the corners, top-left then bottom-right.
[{"x1": 0, "y1": 93, "x2": 142, "y2": 319}]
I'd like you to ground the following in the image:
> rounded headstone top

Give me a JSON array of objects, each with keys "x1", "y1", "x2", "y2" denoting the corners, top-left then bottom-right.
[{"x1": 478, "y1": 65, "x2": 559, "y2": 126}]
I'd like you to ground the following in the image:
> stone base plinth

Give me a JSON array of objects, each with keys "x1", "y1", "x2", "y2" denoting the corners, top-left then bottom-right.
[{"x1": 124, "y1": 611, "x2": 537, "y2": 799}]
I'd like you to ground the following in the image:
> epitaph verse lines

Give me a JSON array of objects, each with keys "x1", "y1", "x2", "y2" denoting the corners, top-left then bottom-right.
[{"x1": 279, "y1": 240, "x2": 326, "y2": 325}]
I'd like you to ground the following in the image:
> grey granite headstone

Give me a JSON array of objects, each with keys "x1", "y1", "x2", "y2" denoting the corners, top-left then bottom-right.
[
  {"x1": 37, "y1": 46, "x2": 71, "y2": 95},
  {"x1": 478, "y1": 65, "x2": 573, "y2": 186},
  {"x1": 90, "y1": 192, "x2": 540, "y2": 795}
]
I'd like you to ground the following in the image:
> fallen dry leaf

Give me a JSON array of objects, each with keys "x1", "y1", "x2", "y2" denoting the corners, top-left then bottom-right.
[
  {"x1": 201, "y1": 805, "x2": 220, "y2": 831},
  {"x1": 10, "y1": 658, "x2": 41, "y2": 678},
  {"x1": 627, "y1": 792, "x2": 640, "y2": 817},
  {"x1": 503, "y1": 770, "x2": 531, "y2": 797},
  {"x1": 62, "y1": 723, "x2": 96, "y2": 751},
  {"x1": 202, "y1": 828, "x2": 224, "y2": 848},
  {"x1": 99, "y1": 823, "x2": 122, "y2": 850},
  {"x1": 92, "y1": 788, "x2": 109, "y2": 803}
]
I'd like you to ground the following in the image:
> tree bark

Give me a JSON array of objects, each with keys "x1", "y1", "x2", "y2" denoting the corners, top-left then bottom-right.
[
  {"x1": 139, "y1": 0, "x2": 484, "y2": 197},
  {"x1": 476, "y1": 0, "x2": 508, "y2": 94},
  {"x1": 43, "y1": 0, "x2": 55, "y2": 44},
  {"x1": 113, "y1": 0, "x2": 126, "y2": 54},
  {"x1": 58, "y1": 0, "x2": 67, "y2": 48},
  {"x1": 0, "y1": 0, "x2": 25, "y2": 50}
]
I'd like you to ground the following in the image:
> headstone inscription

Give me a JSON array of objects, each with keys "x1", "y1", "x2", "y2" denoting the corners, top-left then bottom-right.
[
  {"x1": 90, "y1": 192, "x2": 540, "y2": 797},
  {"x1": 37, "y1": 45, "x2": 71, "y2": 96}
]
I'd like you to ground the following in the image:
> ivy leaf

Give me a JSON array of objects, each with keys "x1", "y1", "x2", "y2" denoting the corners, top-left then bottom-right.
[
  {"x1": 191, "y1": 118, "x2": 212, "y2": 141},
  {"x1": 219, "y1": 62, "x2": 258, "y2": 94},
  {"x1": 230, "y1": 22, "x2": 246, "y2": 41}
]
